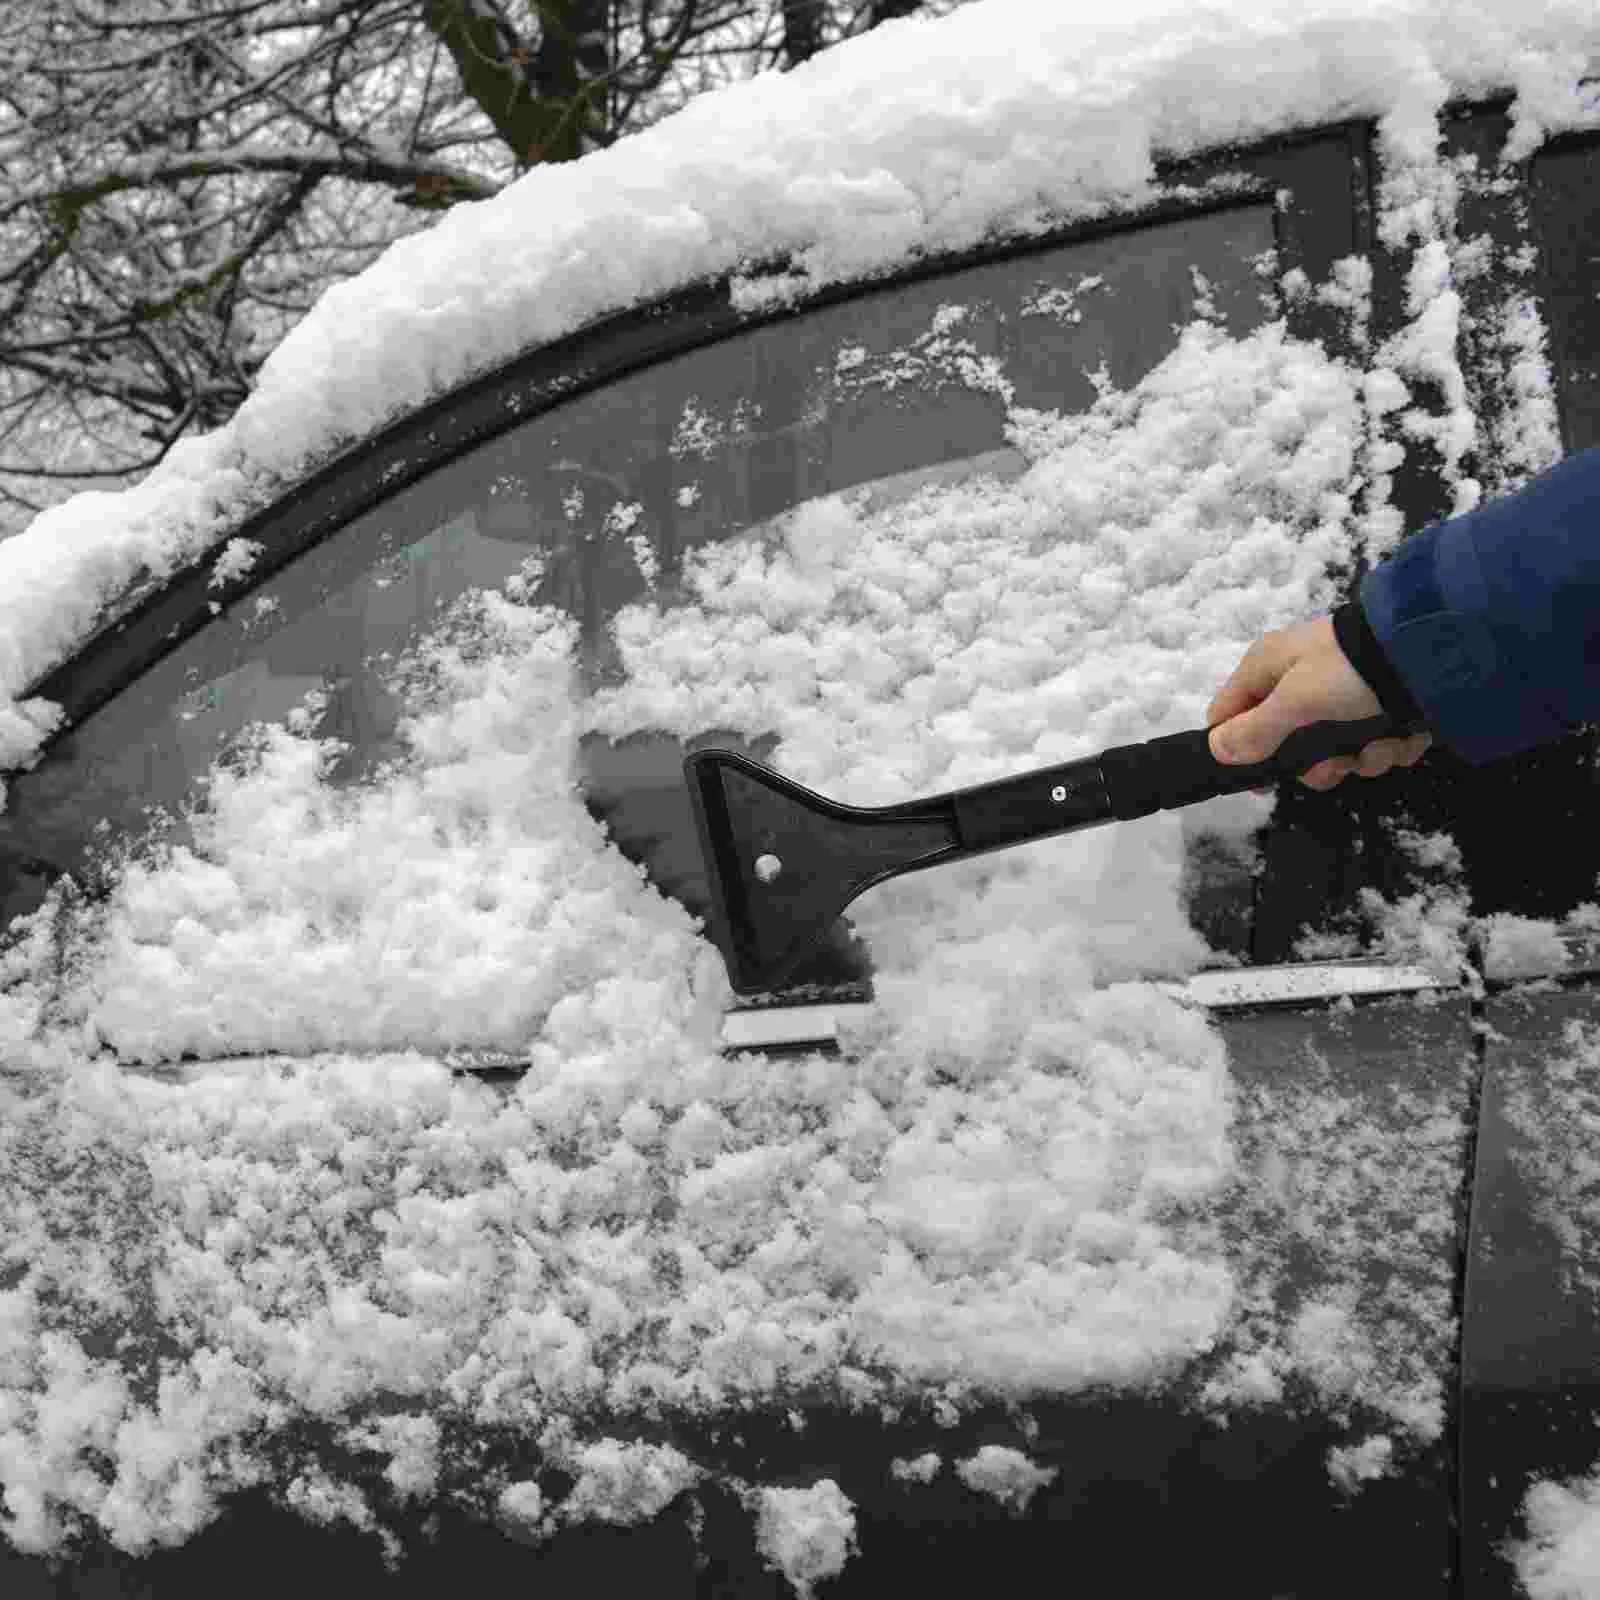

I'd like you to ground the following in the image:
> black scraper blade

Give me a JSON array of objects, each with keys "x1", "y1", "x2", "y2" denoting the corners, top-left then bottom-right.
[{"x1": 681, "y1": 748, "x2": 956, "y2": 995}]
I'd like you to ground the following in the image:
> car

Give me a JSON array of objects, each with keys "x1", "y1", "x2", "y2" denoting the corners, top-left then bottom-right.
[{"x1": 2, "y1": 2, "x2": 1600, "y2": 1596}]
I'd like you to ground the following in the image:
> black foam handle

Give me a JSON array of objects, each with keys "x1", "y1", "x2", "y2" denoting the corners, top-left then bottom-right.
[{"x1": 1098, "y1": 714, "x2": 1433, "y2": 822}]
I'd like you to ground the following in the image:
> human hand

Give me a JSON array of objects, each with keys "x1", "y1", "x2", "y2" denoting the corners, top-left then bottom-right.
[{"x1": 1206, "y1": 615, "x2": 1433, "y2": 791}]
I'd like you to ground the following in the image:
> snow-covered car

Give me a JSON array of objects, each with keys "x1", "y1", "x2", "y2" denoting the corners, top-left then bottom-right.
[{"x1": 2, "y1": 1, "x2": 1600, "y2": 1595}]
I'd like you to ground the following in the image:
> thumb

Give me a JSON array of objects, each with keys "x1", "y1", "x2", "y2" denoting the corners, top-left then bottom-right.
[{"x1": 1209, "y1": 698, "x2": 1301, "y2": 765}]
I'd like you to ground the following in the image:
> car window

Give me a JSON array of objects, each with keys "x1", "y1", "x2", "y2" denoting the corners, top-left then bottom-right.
[{"x1": 0, "y1": 203, "x2": 1279, "y2": 1015}]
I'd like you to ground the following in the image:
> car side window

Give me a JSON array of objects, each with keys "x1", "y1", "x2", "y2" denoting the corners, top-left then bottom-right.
[{"x1": 0, "y1": 204, "x2": 1279, "y2": 957}]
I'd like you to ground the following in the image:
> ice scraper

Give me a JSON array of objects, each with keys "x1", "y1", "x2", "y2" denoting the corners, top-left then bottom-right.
[{"x1": 683, "y1": 713, "x2": 1430, "y2": 996}]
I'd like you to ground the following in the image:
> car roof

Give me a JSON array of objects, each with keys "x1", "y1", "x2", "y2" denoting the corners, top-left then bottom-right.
[{"x1": 1, "y1": 0, "x2": 1597, "y2": 782}]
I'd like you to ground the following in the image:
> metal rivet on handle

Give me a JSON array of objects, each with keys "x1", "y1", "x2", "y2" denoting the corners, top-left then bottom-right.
[
  {"x1": 755, "y1": 853, "x2": 783, "y2": 883},
  {"x1": 1051, "y1": 785, "x2": 1068, "y2": 803}
]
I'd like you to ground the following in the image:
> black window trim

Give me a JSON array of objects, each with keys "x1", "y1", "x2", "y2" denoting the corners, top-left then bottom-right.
[
  {"x1": 21, "y1": 113, "x2": 1387, "y2": 759},
  {"x1": 1527, "y1": 122, "x2": 1600, "y2": 459}
]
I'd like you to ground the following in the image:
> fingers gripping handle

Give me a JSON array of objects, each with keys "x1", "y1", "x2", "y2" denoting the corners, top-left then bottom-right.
[{"x1": 1099, "y1": 714, "x2": 1432, "y2": 822}]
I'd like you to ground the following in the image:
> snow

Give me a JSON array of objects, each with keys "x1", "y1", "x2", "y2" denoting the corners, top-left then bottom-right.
[
  {"x1": 54, "y1": 601, "x2": 701, "y2": 1064},
  {"x1": 890, "y1": 1450, "x2": 942, "y2": 1484},
  {"x1": 551, "y1": 1435, "x2": 701, "y2": 1526},
  {"x1": 207, "y1": 539, "x2": 265, "y2": 591},
  {"x1": 0, "y1": 0, "x2": 1596, "y2": 1586},
  {"x1": 954, "y1": 1443, "x2": 1058, "y2": 1512},
  {"x1": 1510, "y1": 1468, "x2": 1600, "y2": 1600},
  {"x1": 751, "y1": 1480, "x2": 858, "y2": 1598},
  {"x1": 342, "y1": 1413, "x2": 441, "y2": 1501},
  {"x1": 496, "y1": 1477, "x2": 547, "y2": 1532},
  {"x1": 1498, "y1": 1019, "x2": 1600, "y2": 1298},
  {"x1": 1193, "y1": 1020, "x2": 1467, "y2": 1445},
  {"x1": 1327, "y1": 1433, "x2": 1396, "y2": 1493}
]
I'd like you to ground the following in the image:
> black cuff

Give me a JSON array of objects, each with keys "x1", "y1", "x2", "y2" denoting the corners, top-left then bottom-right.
[{"x1": 1331, "y1": 597, "x2": 1425, "y2": 726}]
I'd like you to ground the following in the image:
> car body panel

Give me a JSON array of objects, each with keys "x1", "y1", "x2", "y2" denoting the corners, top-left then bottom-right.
[
  {"x1": 1460, "y1": 976, "x2": 1600, "y2": 1598},
  {"x1": 0, "y1": 982, "x2": 1474, "y2": 1597},
  {"x1": 4, "y1": 970, "x2": 1593, "y2": 1597}
]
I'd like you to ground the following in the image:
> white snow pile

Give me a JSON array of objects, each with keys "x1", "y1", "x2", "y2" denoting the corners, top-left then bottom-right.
[
  {"x1": 1, "y1": 0, "x2": 1600, "y2": 1589},
  {"x1": 1, "y1": 0, "x2": 1599, "y2": 781},
  {"x1": 552, "y1": 1434, "x2": 703, "y2": 1527},
  {"x1": 1510, "y1": 1474, "x2": 1600, "y2": 1600},
  {"x1": 1327, "y1": 1433, "x2": 1397, "y2": 1495},
  {"x1": 955, "y1": 1445, "x2": 1058, "y2": 1514},
  {"x1": 752, "y1": 1480, "x2": 859, "y2": 1599}
]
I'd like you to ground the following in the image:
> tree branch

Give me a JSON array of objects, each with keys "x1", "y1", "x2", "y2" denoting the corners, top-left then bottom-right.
[{"x1": 7, "y1": 145, "x2": 498, "y2": 228}]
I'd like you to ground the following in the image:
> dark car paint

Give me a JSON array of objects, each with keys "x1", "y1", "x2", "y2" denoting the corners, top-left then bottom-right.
[{"x1": 10, "y1": 978, "x2": 1579, "y2": 1598}]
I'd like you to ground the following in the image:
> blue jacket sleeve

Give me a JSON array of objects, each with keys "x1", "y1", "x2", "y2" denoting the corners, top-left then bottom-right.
[{"x1": 1349, "y1": 446, "x2": 1600, "y2": 767}]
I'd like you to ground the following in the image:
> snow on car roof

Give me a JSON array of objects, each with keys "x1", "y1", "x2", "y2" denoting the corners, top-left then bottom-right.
[{"x1": 0, "y1": 0, "x2": 1597, "y2": 780}]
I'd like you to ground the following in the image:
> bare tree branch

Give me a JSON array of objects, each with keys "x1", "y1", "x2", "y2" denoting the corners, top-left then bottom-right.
[{"x1": 0, "y1": 0, "x2": 973, "y2": 536}]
